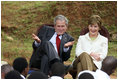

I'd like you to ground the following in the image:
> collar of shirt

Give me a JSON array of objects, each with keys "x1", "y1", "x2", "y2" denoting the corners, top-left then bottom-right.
[
  {"x1": 20, "y1": 74, "x2": 25, "y2": 79},
  {"x1": 49, "y1": 32, "x2": 62, "y2": 53},
  {"x1": 85, "y1": 32, "x2": 100, "y2": 41},
  {"x1": 55, "y1": 32, "x2": 62, "y2": 39}
]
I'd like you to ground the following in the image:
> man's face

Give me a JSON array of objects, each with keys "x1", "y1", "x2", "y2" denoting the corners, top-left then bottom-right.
[{"x1": 54, "y1": 20, "x2": 67, "y2": 35}]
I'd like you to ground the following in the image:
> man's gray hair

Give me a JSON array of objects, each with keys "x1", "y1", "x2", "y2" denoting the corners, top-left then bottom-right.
[
  {"x1": 54, "y1": 15, "x2": 68, "y2": 25},
  {"x1": 1, "y1": 64, "x2": 14, "y2": 74}
]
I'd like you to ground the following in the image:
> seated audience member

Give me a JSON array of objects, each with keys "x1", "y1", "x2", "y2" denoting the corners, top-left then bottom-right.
[
  {"x1": 78, "y1": 70, "x2": 110, "y2": 79},
  {"x1": 13, "y1": 57, "x2": 28, "y2": 79},
  {"x1": 93, "y1": 56, "x2": 117, "y2": 79},
  {"x1": 78, "y1": 70, "x2": 95, "y2": 79},
  {"x1": 1, "y1": 64, "x2": 14, "y2": 79},
  {"x1": 50, "y1": 62, "x2": 65, "y2": 79},
  {"x1": 101, "y1": 56, "x2": 117, "y2": 75},
  {"x1": 70, "y1": 15, "x2": 108, "y2": 78},
  {"x1": 29, "y1": 15, "x2": 74, "y2": 75},
  {"x1": 95, "y1": 69, "x2": 110, "y2": 79},
  {"x1": 27, "y1": 71, "x2": 48, "y2": 79},
  {"x1": 5, "y1": 70, "x2": 23, "y2": 79}
]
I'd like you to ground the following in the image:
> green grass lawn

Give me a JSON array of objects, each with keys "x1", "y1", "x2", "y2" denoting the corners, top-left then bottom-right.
[{"x1": 1, "y1": 38, "x2": 33, "y2": 65}]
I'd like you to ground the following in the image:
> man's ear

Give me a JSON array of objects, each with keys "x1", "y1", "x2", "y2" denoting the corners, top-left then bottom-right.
[{"x1": 22, "y1": 67, "x2": 28, "y2": 77}]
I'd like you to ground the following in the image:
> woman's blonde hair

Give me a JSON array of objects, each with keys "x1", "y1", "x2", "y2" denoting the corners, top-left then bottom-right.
[{"x1": 88, "y1": 15, "x2": 102, "y2": 28}]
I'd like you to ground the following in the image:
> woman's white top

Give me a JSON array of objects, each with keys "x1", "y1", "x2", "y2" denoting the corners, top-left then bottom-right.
[{"x1": 75, "y1": 32, "x2": 108, "y2": 69}]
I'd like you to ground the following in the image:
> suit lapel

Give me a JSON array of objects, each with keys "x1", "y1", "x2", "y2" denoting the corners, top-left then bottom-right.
[
  {"x1": 46, "y1": 28, "x2": 55, "y2": 41},
  {"x1": 59, "y1": 33, "x2": 67, "y2": 56}
]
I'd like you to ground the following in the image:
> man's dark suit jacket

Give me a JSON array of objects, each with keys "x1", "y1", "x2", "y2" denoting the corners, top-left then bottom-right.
[{"x1": 29, "y1": 25, "x2": 74, "y2": 74}]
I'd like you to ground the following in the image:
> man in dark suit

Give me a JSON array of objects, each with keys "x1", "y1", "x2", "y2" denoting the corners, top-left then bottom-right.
[{"x1": 29, "y1": 15, "x2": 74, "y2": 75}]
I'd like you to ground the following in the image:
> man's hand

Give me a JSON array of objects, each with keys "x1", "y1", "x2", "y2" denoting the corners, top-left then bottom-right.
[
  {"x1": 32, "y1": 33, "x2": 41, "y2": 43},
  {"x1": 64, "y1": 41, "x2": 74, "y2": 48},
  {"x1": 90, "y1": 52, "x2": 100, "y2": 61}
]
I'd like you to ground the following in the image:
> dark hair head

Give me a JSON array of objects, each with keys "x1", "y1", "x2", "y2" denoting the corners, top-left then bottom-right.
[
  {"x1": 13, "y1": 57, "x2": 28, "y2": 73},
  {"x1": 78, "y1": 70, "x2": 95, "y2": 79},
  {"x1": 88, "y1": 15, "x2": 102, "y2": 28},
  {"x1": 27, "y1": 71, "x2": 48, "y2": 79},
  {"x1": 5, "y1": 70, "x2": 23, "y2": 79},
  {"x1": 78, "y1": 72, "x2": 94, "y2": 79},
  {"x1": 101, "y1": 56, "x2": 117, "y2": 75},
  {"x1": 51, "y1": 62, "x2": 65, "y2": 77}
]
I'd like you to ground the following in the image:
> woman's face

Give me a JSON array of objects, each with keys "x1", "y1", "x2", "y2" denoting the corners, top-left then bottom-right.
[{"x1": 88, "y1": 23, "x2": 100, "y2": 37}]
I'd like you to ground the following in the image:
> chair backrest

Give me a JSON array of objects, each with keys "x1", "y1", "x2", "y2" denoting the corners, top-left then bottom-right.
[
  {"x1": 36, "y1": 24, "x2": 54, "y2": 35},
  {"x1": 36, "y1": 24, "x2": 110, "y2": 40},
  {"x1": 80, "y1": 26, "x2": 110, "y2": 41}
]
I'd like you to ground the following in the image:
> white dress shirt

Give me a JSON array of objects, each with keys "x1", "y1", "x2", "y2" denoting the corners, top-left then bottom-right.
[
  {"x1": 49, "y1": 76, "x2": 63, "y2": 79},
  {"x1": 35, "y1": 32, "x2": 69, "y2": 55},
  {"x1": 94, "y1": 69, "x2": 110, "y2": 79},
  {"x1": 75, "y1": 33, "x2": 108, "y2": 69},
  {"x1": 20, "y1": 74, "x2": 25, "y2": 79}
]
